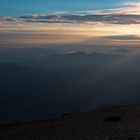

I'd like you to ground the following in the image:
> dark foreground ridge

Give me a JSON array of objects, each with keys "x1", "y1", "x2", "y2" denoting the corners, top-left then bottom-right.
[{"x1": 1, "y1": 105, "x2": 140, "y2": 140}]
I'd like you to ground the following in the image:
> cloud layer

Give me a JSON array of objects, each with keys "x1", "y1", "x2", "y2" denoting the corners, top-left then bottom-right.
[
  {"x1": 1, "y1": 13, "x2": 140, "y2": 28},
  {"x1": 1, "y1": 1, "x2": 140, "y2": 46},
  {"x1": 1, "y1": 1, "x2": 140, "y2": 27},
  {"x1": 18, "y1": 14, "x2": 140, "y2": 24}
]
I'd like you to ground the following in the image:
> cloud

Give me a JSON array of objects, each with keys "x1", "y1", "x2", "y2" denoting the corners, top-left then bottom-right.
[
  {"x1": 102, "y1": 35, "x2": 140, "y2": 41},
  {"x1": 89, "y1": 1, "x2": 140, "y2": 15},
  {"x1": 0, "y1": 16, "x2": 18, "y2": 23},
  {"x1": 17, "y1": 1, "x2": 140, "y2": 25},
  {"x1": 1, "y1": 1, "x2": 140, "y2": 47},
  {"x1": 16, "y1": 14, "x2": 140, "y2": 25},
  {"x1": 0, "y1": 21, "x2": 4, "y2": 27},
  {"x1": 123, "y1": 1, "x2": 140, "y2": 7},
  {"x1": 1, "y1": 1, "x2": 140, "y2": 26},
  {"x1": 1, "y1": 1, "x2": 140, "y2": 28}
]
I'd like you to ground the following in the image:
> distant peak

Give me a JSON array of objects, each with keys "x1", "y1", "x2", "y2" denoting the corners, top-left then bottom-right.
[{"x1": 65, "y1": 51, "x2": 87, "y2": 56}]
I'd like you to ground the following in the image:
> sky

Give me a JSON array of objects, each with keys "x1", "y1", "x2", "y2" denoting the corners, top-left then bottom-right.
[
  {"x1": 0, "y1": 0, "x2": 140, "y2": 47},
  {"x1": 0, "y1": 0, "x2": 127, "y2": 16}
]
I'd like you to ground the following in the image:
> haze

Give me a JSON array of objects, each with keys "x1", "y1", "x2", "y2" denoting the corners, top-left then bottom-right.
[{"x1": 1, "y1": 0, "x2": 140, "y2": 122}]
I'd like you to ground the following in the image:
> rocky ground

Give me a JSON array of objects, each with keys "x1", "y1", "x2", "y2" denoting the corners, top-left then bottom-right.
[{"x1": 1, "y1": 105, "x2": 140, "y2": 139}]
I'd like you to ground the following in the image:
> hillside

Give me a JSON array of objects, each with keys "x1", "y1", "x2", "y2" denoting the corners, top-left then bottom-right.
[{"x1": 1, "y1": 105, "x2": 140, "y2": 139}]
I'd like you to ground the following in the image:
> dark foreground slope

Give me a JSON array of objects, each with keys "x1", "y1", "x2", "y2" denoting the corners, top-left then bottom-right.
[{"x1": 1, "y1": 105, "x2": 140, "y2": 139}]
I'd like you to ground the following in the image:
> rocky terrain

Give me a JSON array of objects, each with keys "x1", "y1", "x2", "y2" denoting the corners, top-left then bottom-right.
[{"x1": 1, "y1": 105, "x2": 140, "y2": 139}]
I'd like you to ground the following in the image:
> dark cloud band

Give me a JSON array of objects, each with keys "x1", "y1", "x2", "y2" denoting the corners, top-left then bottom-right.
[
  {"x1": 1, "y1": 14, "x2": 140, "y2": 25},
  {"x1": 18, "y1": 14, "x2": 140, "y2": 24}
]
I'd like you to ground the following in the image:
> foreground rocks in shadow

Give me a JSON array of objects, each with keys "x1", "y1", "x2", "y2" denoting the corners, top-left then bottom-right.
[{"x1": 1, "y1": 105, "x2": 140, "y2": 139}]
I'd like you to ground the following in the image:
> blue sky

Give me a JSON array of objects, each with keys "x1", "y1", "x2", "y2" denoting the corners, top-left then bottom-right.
[{"x1": 0, "y1": 0, "x2": 128, "y2": 16}]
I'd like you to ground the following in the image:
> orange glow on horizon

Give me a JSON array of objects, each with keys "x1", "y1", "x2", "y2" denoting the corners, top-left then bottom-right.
[{"x1": 1, "y1": 22, "x2": 140, "y2": 46}]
